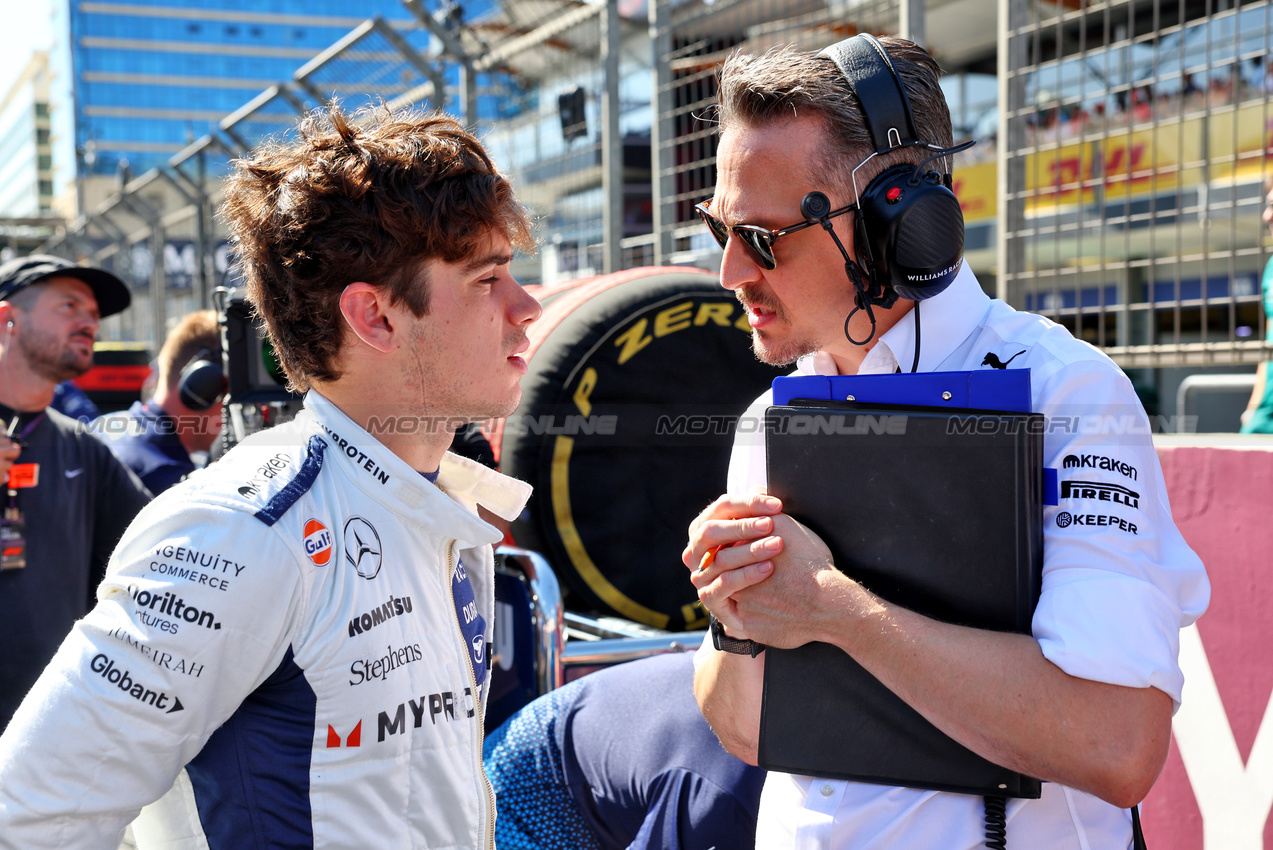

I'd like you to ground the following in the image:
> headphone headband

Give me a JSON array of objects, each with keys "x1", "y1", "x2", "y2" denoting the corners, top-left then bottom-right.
[
  {"x1": 812, "y1": 33, "x2": 967, "y2": 323},
  {"x1": 819, "y1": 34, "x2": 920, "y2": 154}
]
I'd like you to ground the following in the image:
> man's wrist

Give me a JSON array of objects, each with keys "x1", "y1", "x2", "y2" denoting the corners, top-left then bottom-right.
[{"x1": 710, "y1": 615, "x2": 766, "y2": 656}]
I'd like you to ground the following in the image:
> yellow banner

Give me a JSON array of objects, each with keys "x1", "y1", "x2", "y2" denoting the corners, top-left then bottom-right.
[
  {"x1": 952, "y1": 160, "x2": 996, "y2": 223},
  {"x1": 951, "y1": 103, "x2": 1273, "y2": 220}
]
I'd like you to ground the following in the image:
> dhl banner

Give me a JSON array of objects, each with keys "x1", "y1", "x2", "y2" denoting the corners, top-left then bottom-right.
[{"x1": 953, "y1": 101, "x2": 1273, "y2": 223}]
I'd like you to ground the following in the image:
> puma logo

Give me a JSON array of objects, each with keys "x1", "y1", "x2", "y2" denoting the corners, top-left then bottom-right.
[{"x1": 981, "y1": 350, "x2": 1026, "y2": 370}]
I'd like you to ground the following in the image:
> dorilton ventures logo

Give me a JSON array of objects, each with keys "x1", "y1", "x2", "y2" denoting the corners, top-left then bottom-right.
[
  {"x1": 348, "y1": 595, "x2": 413, "y2": 637},
  {"x1": 90, "y1": 653, "x2": 184, "y2": 714},
  {"x1": 1061, "y1": 454, "x2": 1138, "y2": 481},
  {"x1": 127, "y1": 585, "x2": 223, "y2": 633},
  {"x1": 1060, "y1": 480, "x2": 1141, "y2": 509},
  {"x1": 344, "y1": 517, "x2": 383, "y2": 579},
  {"x1": 303, "y1": 519, "x2": 333, "y2": 566}
]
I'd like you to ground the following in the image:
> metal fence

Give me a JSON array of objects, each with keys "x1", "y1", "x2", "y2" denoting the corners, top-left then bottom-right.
[
  {"x1": 999, "y1": 0, "x2": 1273, "y2": 378},
  {"x1": 39, "y1": 0, "x2": 1273, "y2": 384}
]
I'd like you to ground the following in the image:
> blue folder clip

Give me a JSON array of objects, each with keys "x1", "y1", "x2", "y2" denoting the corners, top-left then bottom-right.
[
  {"x1": 772, "y1": 369, "x2": 1059, "y2": 504},
  {"x1": 773, "y1": 369, "x2": 1032, "y2": 412}
]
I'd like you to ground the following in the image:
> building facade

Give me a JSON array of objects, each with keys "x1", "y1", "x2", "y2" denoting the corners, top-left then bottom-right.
[
  {"x1": 46, "y1": 0, "x2": 431, "y2": 215},
  {"x1": 0, "y1": 52, "x2": 55, "y2": 219}
]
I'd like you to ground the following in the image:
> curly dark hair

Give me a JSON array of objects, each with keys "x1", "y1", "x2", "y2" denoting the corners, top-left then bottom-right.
[{"x1": 220, "y1": 104, "x2": 534, "y2": 391}]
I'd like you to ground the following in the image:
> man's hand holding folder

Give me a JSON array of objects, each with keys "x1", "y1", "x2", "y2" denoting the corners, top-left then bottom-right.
[
  {"x1": 689, "y1": 496, "x2": 872, "y2": 650},
  {"x1": 685, "y1": 491, "x2": 1173, "y2": 808}
]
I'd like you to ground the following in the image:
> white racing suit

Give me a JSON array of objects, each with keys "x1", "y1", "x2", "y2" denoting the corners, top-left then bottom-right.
[{"x1": 0, "y1": 391, "x2": 531, "y2": 849}]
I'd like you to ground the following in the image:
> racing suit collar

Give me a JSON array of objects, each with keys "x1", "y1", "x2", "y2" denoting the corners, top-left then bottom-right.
[{"x1": 299, "y1": 390, "x2": 531, "y2": 544}]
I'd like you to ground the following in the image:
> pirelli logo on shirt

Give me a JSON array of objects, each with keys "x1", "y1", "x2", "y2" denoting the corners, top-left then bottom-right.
[{"x1": 1060, "y1": 479, "x2": 1140, "y2": 510}]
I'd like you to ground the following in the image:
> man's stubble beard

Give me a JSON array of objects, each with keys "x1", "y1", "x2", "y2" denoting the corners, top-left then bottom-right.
[
  {"x1": 751, "y1": 331, "x2": 819, "y2": 367},
  {"x1": 737, "y1": 284, "x2": 818, "y2": 367},
  {"x1": 18, "y1": 326, "x2": 92, "y2": 384}
]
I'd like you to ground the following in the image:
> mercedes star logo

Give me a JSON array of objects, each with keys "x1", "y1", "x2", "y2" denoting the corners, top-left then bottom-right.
[{"x1": 343, "y1": 517, "x2": 383, "y2": 580}]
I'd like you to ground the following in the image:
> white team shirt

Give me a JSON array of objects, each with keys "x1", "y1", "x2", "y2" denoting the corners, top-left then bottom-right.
[{"x1": 713, "y1": 263, "x2": 1210, "y2": 850}]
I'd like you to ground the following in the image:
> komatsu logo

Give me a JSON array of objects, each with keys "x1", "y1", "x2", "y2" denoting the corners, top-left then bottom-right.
[{"x1": 348, "y1": 595, "x2": 413, "y2": 637}]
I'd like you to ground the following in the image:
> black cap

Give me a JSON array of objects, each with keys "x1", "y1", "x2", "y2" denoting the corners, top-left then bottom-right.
[{"x1": 0, "y1": 254, "x2": 131, "y2": 318}]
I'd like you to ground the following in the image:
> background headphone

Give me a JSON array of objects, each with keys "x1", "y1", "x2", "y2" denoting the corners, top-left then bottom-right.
[
  {"x1": 177, "y1": 348, "x2": 227, "y2": 411},
  {"x1": 817, "y1": 34, "x2": 969, "y2": 306}
]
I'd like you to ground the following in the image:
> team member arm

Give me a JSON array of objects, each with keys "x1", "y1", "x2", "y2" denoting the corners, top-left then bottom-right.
[
  {"x1": 0, "y1": 501, "x2": 305, "y2": 849},
  {"x1": 686, "y1": 364, "x2": 1206, "y2": 808}
]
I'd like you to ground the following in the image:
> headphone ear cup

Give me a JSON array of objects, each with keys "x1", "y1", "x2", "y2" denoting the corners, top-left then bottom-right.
[
  {"x1": 859, "y1": 164, "x2": 965, "y2": 302},
  {"x1": 178, "y1": 358, "x2": 227, "y2": 411}
]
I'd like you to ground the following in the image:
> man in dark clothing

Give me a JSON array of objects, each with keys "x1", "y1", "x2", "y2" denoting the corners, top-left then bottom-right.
[
  {"x1": 0, "y1": 254, "x2": 152, "y2": 730},
  {"x1": 484, "y1": 651, "x2": 766, "y2": 850},
  {"x1": 96, "y1": 310, "x2": 223, "y2": 494}
]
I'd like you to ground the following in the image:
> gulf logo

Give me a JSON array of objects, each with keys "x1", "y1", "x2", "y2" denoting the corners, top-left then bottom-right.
[{"x1": 304, "y1": 519, "x2": 333, "y2": 566}]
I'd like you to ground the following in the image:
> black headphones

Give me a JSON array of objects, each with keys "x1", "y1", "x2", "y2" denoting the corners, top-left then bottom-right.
[
  {"x1": 812, "y1": 35, "x2": 973, "y2": 339},
  {"x1": 177, "y1": 348, "x2": 227, "y2": 411}
]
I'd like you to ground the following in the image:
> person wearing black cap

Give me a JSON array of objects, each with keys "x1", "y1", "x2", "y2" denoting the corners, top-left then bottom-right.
[{"x1": 0, "y1": 253, "x2": 151, "y2": 732}]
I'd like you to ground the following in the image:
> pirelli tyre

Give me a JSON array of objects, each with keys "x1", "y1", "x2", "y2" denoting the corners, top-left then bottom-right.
[{"x1": 496, "y1": 267, "x2": 787, "y2": 631}]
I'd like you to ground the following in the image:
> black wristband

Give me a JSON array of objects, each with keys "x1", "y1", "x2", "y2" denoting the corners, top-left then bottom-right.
[{"x1": 710, "y1": 616, "x2": 765, "y2": 657}]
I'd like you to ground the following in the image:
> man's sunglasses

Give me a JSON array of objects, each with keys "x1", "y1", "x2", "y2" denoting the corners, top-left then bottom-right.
[{"x1": 693, "y1": 200, "x2": 855, "y2": 270}]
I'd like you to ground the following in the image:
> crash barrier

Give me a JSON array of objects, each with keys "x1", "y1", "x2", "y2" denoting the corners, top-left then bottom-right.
[
  {"x1": 1141, "y1": 437, "x2": 1273, "y2": 848},
  {"x1": 492, "y1": 266, "x2": 788, "y2": 632}
]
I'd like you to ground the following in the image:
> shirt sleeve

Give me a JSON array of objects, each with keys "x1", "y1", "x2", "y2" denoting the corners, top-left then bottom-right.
[
  {"x1": 1032, "y1": 360, "x2": 1210, "y2": 708},
  {"x1": 0, "y1": 501, "x2": 306, "y2": 849}
]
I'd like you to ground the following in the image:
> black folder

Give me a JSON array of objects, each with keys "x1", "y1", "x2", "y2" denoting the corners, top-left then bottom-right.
[{"x1": 758, "y1": 383, "x2": 1044, "y2": 798}]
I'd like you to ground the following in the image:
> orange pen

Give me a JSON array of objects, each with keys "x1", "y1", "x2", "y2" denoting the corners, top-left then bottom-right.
[{"x1": 697, "y1": 544, "x2": 723, "y2": 574}]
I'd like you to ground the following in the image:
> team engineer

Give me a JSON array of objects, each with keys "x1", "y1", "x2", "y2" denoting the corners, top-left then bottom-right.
[
  {"x1": 0, "y1": 106, "x2": 542, "y2": 849},
  {"x1": 684, "y1": 37, "x2": 1209, "y2": 849},
  {"x1": 96, "y1": 310, "x2": 224, "y2": 494}
]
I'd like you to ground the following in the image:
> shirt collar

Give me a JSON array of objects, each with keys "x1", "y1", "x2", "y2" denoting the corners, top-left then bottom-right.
[{"x1": 795, "y1": 262, "x2": 992, "y2": 377}]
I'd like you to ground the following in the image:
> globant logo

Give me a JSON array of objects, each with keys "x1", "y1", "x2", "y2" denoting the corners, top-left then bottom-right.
[{"x1": 90, "y1": 653, "x2": 184, "y2": 714}]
